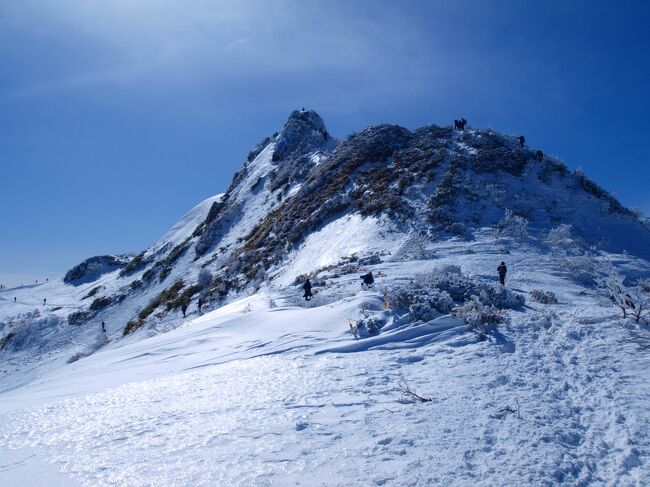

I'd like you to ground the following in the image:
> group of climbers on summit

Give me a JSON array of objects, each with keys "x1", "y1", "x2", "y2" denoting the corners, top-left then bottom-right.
[{"x1": 453, "y1": 118, "x2": 543, "y2": 161}]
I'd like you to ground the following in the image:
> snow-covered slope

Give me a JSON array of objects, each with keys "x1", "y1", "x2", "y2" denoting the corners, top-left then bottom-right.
[
  {"x1": 146, "y1": 193, "x2": 224, "y2": 258},
  {"x1": 1, "y1": 234, "x2": 649, "y2": 486},
  {"x1": 2, "y1": 110, "x2": 650, "y2": 486}
]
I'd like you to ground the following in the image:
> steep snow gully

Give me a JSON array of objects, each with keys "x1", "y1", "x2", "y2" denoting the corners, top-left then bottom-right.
[{"x1": 1, "y1": 111, "x2": 650, "y2": 486}]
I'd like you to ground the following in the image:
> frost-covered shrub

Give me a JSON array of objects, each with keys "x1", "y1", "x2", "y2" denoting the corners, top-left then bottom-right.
[
  {"x1": 639, "y1": 278, "x2": 650, "y2": 294},
  {"x1": 435, "y1": 264, "x2": 462, "y2": 275},
  {"x1": 455, "y1": 296, "x2": 507, "y2": 337},
  {"x1": 338, "y1": 263, "x2": 361, "y2": 275},
  {"x1": 393, "y1": 234, "x2": 437, "y2": 261},
  {"x1": 526, "y1": 309, "x2": 557, "y2": 330},
  {"x1": 285, "y1": 292, "x2": 331, "y2": 308},
  {"x1": 0, "y1": 331, "x2": 16, "y2": 350},
  {"x1": 477, "y1": 284, "x2": 526, "y2": 309},
  {"x1": 82, "y1": 286, "x2": 102, "y2": 300},
  {"x1": 64, "y1": 255, "x2": 129, "y2": 284},
  {"x1": 68, "y1": 310, "x2": 93, "y2": 326},
  {"x1": 387, "y1": 267, "x2": 524, "y2": 324},
  {"x1": 198, "y1": 269, "x2": 213, "y2": 288},
  {"x1": 89, "y1": 296, "x2": 112, "y2": 311},
  {"x1": 354, "y1": 315, "x2": 385, "y2": 338},
  {"x1": 358, "y1": 254, "x2": 382, "y2": 266},
  {"x1": 389, "y1": 285, "x2": 454, "y2": 322},
  {"x1": 350, "y1": 310, "x2": 392, "y2": 338},
  {"x1": 529, "y1": 289, "x2": 558, "y2": 305},
  {"x1": 597, "y1": 265, "x2": 650, "y2": 323},
  {"x1": 545, "y1": 224, "x2": 575, "y2": 249},
  {"x1": 494, "y1": 209, "x2": 528, "y2": 239},
  {"x1": 413, "y1": 268, "x2": 524, "y2": 308},
  {"x1": 558, "y1": 253, "x2": 598, "y2": 286}
]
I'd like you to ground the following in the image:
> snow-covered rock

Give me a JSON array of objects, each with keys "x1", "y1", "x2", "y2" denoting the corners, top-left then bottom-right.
[{"x1": 63, "y1": 255, "x2": 131, "y2": 285}]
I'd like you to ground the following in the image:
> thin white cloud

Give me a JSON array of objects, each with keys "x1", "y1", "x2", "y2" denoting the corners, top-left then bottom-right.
[{"x1": 0, "y1": 0, "x2": 448, "y2": 103}]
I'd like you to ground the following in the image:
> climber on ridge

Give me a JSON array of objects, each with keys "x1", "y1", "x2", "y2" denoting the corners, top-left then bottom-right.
[
  {"x1": 361, "y1": 271, "x2": 375, "y2": 288},
  {"x1": 497, "y1": 262, "x2": 507, "y2": 286},
  {"x1": 303, "y1": 278, "x2": 313, "y2": 301}
]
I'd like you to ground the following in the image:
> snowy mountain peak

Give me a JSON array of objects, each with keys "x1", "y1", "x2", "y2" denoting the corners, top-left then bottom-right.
[
  {"x1": 272, "y1": 109, "x2": 333, "y2": 163},
  {"x1": 3, "y1": 114, "x2": 650, "y2": 375}
]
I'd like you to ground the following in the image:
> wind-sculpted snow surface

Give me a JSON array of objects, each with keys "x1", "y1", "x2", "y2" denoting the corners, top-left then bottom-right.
[
  {"x1": 1, "y1": 297, "x2": 648, "y2": 485},
  {"x1": 2, "y1": 234, "x2": 650, "y2": 486}
]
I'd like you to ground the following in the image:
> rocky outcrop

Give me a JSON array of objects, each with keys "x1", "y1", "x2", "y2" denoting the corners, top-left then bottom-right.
[{"x1": 64, "y1": 255, "x2": 131, "y2": 285}]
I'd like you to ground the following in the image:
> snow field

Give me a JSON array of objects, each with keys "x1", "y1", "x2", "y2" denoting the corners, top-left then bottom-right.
[
  {"x1": 1, "y1": 228, "x2": 650, "y2": 485},
  {"x1": 1, "y1": 295, "x2": 649, "y2": 485}
]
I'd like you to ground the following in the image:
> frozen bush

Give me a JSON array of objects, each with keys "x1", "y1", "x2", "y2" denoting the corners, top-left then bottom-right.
[
  {"x1": 545, "y1": 224, "x2": 575, "y2": 249},
  {"x1": 439, "y1": 264, "x2": 462, "y2": 275},
  {"x1": 387, "y1": 266, "x2": 524, "y2": 324},
  {"x1": 494, "y1": 209, "x2": 528, "y2": 239},
  {"x1": 392, "y1": 234, "x2": 437, "y2": 261},
  {"x1": 413, "y1": 268, "x2": 524, "y2": 308},
  {"x1": 358, "y1": 254, "x2": 382, "y2": 266},
  {"x1": 558, "y1": 253, "x2": 598, "y2": 286},
  {"x1": 389, "y1": 285, "x2": 454, "y2": 323},
  {"x1": 354, "y1": 315, "x2": 385, "y2": 338},
  {"x1": 476, "y1": 284, "x2": 526, "y2": 309},
  {"x1": 639, "y1": 278, "x2": 650, "y2": 294},
  {"x1": 285, "y1": 292, "x2": 331, "y2": 308},
  {"x1": 68, "y1": 310, "x2": 94, "y2": 326},
  {"x1": 294, "y1": 274, "x2": 311, "y2": 285},
  {"x1": 350, "y1": 310, "x2": 392, "y2": 338},
  {"x1": 597, "y1": 264, "x2": 650, "y2": 323},
  {"x1": 455, "y1": 296, "x2": 507, "y2": 337},
  {"x1": 198, "y1": 269, "x2": 213, "y2": 288},
  {"x1": 529, "y1": 289, "x2": 558, "y2": 305},
  {"x1": 527, "y1": 309, "x2": 558, "y2": 330}
]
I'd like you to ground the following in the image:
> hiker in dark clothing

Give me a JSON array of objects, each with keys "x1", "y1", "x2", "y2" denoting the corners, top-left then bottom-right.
[
  {"x1": 303, "y1": 278, "x2": 313, "y2": 301},
  {"x1": 361, "y1": 271, "x2": 375, "y2": 288},
  {"x1": 197, "y1": 298, "x2": 203, "y2": 314},
  {"x1": 181, "y1": 299, "x2": 189, "y2": 318},
  {"x1": 14, "y1": 297, "x2": 16, "y2": 303},
  {"x1": 519, "y1": 135, "x2": 525, "y2": 148},
  {"x1": 101, "y1": 321, "x2": 106, "y2": 333},
  {"x1": 535, "y1": 150, "x2": 544, "y2": 161},
  {"x1": 460, "y1": 118, "x2": 467, "y2": 131},
  {"x1": 43, "y1": 298, "x2": 46, "y2": 305},
  {"x1": 497, "y1": 262, "x2": 507, "y2": 285}
]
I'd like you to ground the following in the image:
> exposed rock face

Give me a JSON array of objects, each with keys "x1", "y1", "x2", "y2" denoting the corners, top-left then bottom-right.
[
  {"x1": 64, "y1": 255, "x2": 131, "y2": 285},
  {"x1": 269, "y1": 110, "x2": 336, "y2": 192},
  {"x1": 272, "y1": 109, "x2": 331, "y2": 163},
  {"x1": 194, "y1": 110, "x2": 336, "y2": 257},
  {"x1": 234, "y1": 122, "x2": 650, "y2": 279}
]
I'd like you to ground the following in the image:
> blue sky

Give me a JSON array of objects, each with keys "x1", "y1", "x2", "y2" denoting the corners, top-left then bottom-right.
[{"x1": 1, "y1": 0, "x2": 649, "y2": 286}]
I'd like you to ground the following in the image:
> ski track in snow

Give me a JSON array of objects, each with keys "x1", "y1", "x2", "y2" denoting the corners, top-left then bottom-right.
[{"x1": 1, "y1": 231, "x2": 650, "y2": 485}]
